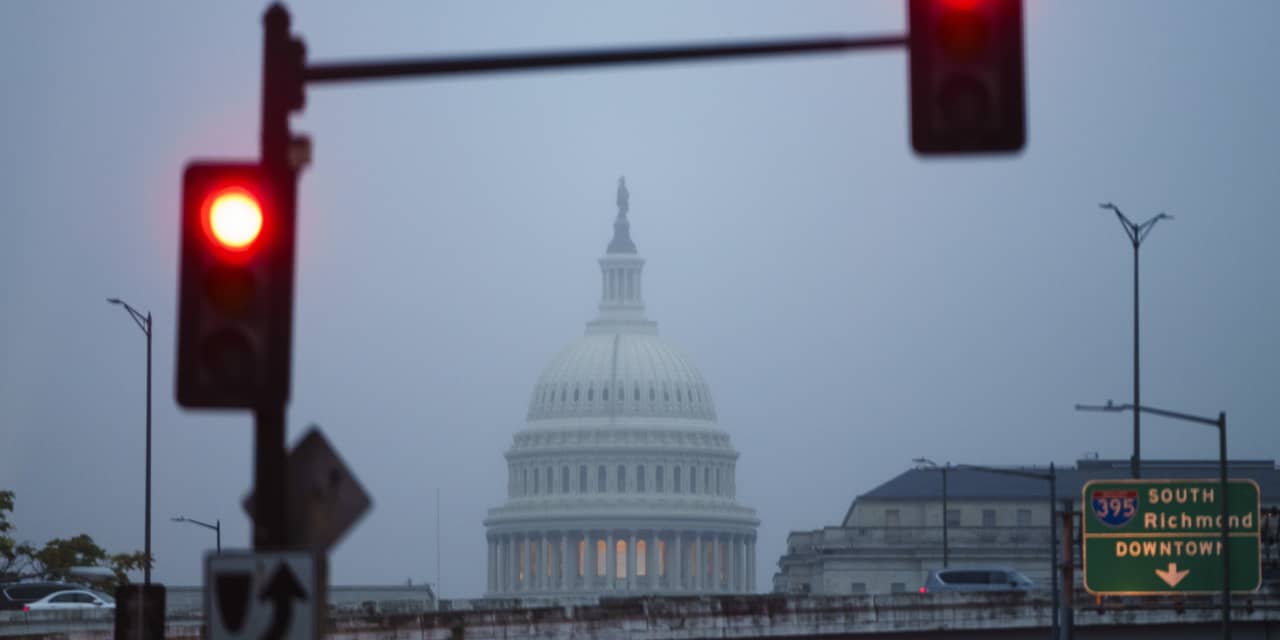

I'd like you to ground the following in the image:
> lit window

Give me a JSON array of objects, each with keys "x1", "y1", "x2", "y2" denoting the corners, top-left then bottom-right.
[
  {"x1": 636, "y1": 540, "x2": 647, "y2": 576},
  {"x1": 547, "y1": 541, "x2": 554, "y2": 577},
  {"x1": 577, "y1": 540, "x2": 586, "y2": 576},
  {"x1": 658, "y1": 540, "x2": 666, "y2": 576},
  {"x1": 616, "y1": 540, "x2": 627, "y2": 578},
  {"x1": 596, "y1": 540, "x2": 606, "y2": 576},
  {"x1": 689, "y1": 544, "x2": 697, "y2": 576}
]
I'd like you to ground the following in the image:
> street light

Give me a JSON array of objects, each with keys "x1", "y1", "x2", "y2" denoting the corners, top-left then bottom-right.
[
  {"x1": 1075, "y1": 400, "x2": 1230, "y2": 640},
  {"x1": 172, "y1": 516, "x2": 221, "y2": 554},
  {"x1": 951, "y1": 462, "x2": 1059, "y2": 640},
  {"x1": 107, "y1": 297, "x2": 152, "y2": 585},
  {"x1": 1097, "y1": 203, "x2": 1172, "y2": 479},
  {"x1": 913, "y1": 458, "x2": 950, "y2": 568}
]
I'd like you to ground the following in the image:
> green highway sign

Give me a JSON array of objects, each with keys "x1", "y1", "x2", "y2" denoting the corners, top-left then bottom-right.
[{"x1": 1082, "y1": 479, "x2": 1261, "y2": 595}]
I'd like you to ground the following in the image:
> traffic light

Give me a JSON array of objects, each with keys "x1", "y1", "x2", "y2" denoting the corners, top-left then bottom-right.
[
  {"x1": 908, "y1": 0, "x2": 1025, "y2": 154},
  {"x1": 177, "y1": 162, "x2": 292, "y2": 408}
]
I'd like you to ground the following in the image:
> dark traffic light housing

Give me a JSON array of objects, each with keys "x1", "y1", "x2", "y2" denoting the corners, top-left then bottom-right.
[
  {"x1": 909, "y1": 0, "x2": 1025, "y2": 154},
  {"x1": 177, "y1": 162, "x2": 292, "y2": 408}
]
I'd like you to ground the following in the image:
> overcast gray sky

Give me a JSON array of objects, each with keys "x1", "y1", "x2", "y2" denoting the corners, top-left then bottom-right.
[{"x1": 2, "y1": 2, "x2": 1277, "y2": 597}]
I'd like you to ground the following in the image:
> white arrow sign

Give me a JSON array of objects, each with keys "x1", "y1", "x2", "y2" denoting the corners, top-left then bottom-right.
[{"x1": 1155, "y1": 563, "x2": 1190, "y2": 588}]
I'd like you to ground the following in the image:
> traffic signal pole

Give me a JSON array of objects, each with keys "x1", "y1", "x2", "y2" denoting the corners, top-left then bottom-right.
[{"x1": 253, "y1": 5, "x2": 302, "y2": 551}]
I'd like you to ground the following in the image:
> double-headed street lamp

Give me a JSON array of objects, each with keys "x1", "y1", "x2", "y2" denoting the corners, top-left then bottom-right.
[
  {"x1": 913, "y1": 458, "x2": 949, "y2": 568},
  {"x1": 172, "y1": 516, "x2": 221, "y2": 554},
  {"x1": 1097, "y1": 203, "x2": 1172, "y2": 479},
  {"x1": 1076, "y1": 400, "x2": 1231, "y2": 640},
  {"x1": 107, "y1": 297, "x2": 152, "y2": 585}
]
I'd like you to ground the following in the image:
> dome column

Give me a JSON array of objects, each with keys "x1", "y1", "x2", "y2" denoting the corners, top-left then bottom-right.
[
  {"x1": 627, "y1": 532, "x2": 636, "y2": 591},
  {"x1": 674, "y1": 531, "x2": 683, "y2": 590},
  {"x1": 606, "y1": 531, "x2": 616, "y2": 589},
  {"x1": 713, "y1": 532, "x2": 722, "y2": 592},
  {"x1": 649, "y1": 531, "x2": 659, "y2": 589}
]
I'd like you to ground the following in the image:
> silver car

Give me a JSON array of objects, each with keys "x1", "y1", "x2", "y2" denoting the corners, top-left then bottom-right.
[{"x1": 922, "y1": 568, "x2": 1034, "y2": 593}]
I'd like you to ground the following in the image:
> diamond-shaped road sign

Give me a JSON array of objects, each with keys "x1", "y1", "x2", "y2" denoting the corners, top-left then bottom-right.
[
  {"x1": 206, "y1": 551, "x2": 316, "y2": 640},
  {"x1": 244, "y1": 426, "x2": 372, "y2": 550}
]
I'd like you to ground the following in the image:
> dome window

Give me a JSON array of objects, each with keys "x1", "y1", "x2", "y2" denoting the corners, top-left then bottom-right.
[
  {"x1": 674, "y1": 467, "x2": 682, "y2": 493},
  {"x1": 598, "y1": 466, "x2": 607, "y2": 493},
  {"x1": 573, "y1": 387, "x2": 580, "y2": 402},
  {"x1": 561, "y1": 466, "x2": 570, "y2": 493},
  {"x1": 663, "y1": 390, "x2": 670, "y2": 402},
  {"x1": 602, "y1": 387, "x2": 608, "y2": 401},
  {"x1": 579, "y1": 465, "x2": 587, "y2": 493},
  {"x1": 676, "y1": 389, "x2": 682, "y2": 402},
  {"x1": 587, "y1": 387, "x2": 594, "y2": 401},
  {"x1": 617, "y1": 465, "x2": 627, "y2": 493},
  {"x1": 634, "y1": 386, "x2": 640, "y2": 401},
  {"x1": 649, "y1": 388, "x2": 656, "y2": 402},
  {"x1": 637, "y1": 465, "x2": 646, "y2": 492}
]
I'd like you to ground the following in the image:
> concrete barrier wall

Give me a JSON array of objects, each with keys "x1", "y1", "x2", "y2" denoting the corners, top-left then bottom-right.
[{"x1": 2, "y1": 592, "x2": 1277, "y2": 639}]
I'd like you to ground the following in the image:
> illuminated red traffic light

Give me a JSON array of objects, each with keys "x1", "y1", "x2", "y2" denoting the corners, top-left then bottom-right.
[
  {"x1": 178, "y1": 162, "x2": 290, "y2": 408},
  {"x1": 909, "y1": 0, "x2": 1025, "y2": 154},
  {"x1": 204, "y1": 188, "x2": 264, "y2": 251}
]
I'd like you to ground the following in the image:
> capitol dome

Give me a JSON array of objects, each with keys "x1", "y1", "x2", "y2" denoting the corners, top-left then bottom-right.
[
  {"x1": 484, "y1": 178, "x2": 758, "y2": 600},
  {"x1": 526, "y1": 332, "x2": 717, "y2": 423}
]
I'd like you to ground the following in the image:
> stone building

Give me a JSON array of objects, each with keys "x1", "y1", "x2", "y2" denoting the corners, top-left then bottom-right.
[
  {"x1": 484, "y1": 178, "x2": 759, "y2": 598},
  {"x1": 774, "y1": 458, "x2": 1280, "y2": 595}
]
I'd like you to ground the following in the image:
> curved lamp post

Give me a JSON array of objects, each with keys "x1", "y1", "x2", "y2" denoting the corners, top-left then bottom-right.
[
  {"x1": 172, "y1": 516, "x2": 221, "y2": 554},
  {"x1": 1076, "y1": 400, "x2": 1230, "y2": 640},
  {"x1": 107, "y1": 297, "x2": 152, "y2": 584}
]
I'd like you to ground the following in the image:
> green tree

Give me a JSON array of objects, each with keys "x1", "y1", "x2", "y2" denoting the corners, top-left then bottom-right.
[{"x1": 0, "y1": 490, "x2": 150, "y2": 590}]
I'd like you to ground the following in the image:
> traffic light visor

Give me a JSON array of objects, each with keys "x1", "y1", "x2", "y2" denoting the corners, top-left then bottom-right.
[{"x1": 203, "y1": 187, "x2": 263, "y2": 251}]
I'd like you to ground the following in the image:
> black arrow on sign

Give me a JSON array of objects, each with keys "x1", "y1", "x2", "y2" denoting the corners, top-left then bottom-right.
[{"x1": 259, "y1": 564, "x2": 307, "y2": 640}]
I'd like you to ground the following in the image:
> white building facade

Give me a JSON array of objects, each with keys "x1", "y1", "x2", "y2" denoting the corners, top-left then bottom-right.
[{"x1": 484, "y1": 179, "x2": 759, "y2": 599}]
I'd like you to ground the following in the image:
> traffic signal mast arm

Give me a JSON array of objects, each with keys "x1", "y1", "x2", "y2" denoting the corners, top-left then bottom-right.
[{"x1": 303, "y1": 34, "x2": 907, "y2": 85}]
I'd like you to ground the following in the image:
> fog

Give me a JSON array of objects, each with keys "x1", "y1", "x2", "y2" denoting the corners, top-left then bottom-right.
[{"x1": 2, "y1": 2, "x2": 1278, "y2": 597}]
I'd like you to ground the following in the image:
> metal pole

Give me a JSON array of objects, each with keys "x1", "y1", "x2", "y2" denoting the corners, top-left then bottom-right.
[
  {"x1": 253, "y1": 406, "x2": 288, "y2": 549},
  {"x1": 942, "y1": 464, "x2": 949, "y2": 568},
  {"x1": 215, "y1": 519, "x2": 221, "y2": 555},
  {"x1": 144, "y1": 312, "x2": 152, "y2": 585},
  {"x1": 1131, "y1": 238, "x2": 1141, "y2": 479},
  {"x1": 1061, "y1": 499, "x2": 1075, "y2": 640},
  {"x1": 1220, "y1": 412, "x2": 1230, "y2": 640},
  {"x1": 1050, "y1": 462, "x2": 1059, "y2": 640}
]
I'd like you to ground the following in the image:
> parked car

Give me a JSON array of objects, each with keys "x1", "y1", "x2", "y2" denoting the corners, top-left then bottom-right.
[
  {"x1": 0, "y1": 581, "x2": 93, "y2": 611},
  {"x1": 21, "y1": 589, "x2": 115, "y2": 612},
  {"x1": 921, "y1": 568, "x2": 1035, "y2": 593}
]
